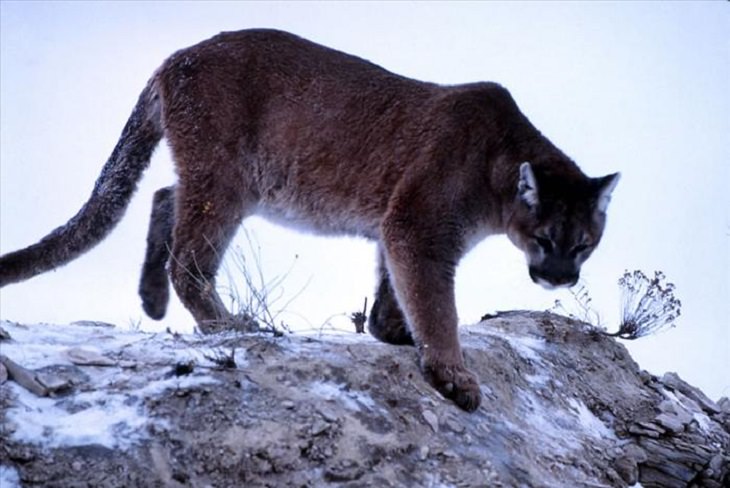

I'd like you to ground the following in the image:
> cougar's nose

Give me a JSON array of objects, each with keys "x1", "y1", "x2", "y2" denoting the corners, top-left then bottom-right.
[
  {"x1": 529, "y1": 267, "x2": 579, "y2": 289},
  {"x1": 558, "y1": 273, "x2": 580, "y2": 288}
]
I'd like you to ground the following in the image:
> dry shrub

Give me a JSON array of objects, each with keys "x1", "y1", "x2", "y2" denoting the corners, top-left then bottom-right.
[{"x1": 607, "y1": 270, "x2": 682, "y2": 340}]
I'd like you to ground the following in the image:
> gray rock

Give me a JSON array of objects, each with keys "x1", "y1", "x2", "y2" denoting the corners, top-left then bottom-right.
[
  {"x1": 661, "y1": 371, "x2": 722, "y2": 414},
  {"x1": 1, "y1": 313, "x2": 728, "y2": 488},
  {"x1": 654, "y1": 412, "x2": 687, "y2": 434},
  {"x1": 717, "y1": 397, "x2": 730, "y2": 414}
]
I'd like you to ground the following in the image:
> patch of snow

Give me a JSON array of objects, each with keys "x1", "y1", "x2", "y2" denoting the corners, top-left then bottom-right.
[
  {"x1": 660, "y1": 386, "x2": 704, "y2": 426},
  {"x1": 518, "y1": 393, "x2": 616, "y2": 457},
  {"x1": 3, "y1": 322, "x2": 142, "y2": 367},
  {"x1": 480, "y1": 326, "x2": 546, "y2": 364},
  {"x1": 278, "y1": 330, "x2": 379, "y2": 369},
  {"x1": 504, "y1": 335, "x2": 545, "y2": 363},
  {"x1": 1, "y1": 320, "x2": 247, "y2": 370},
  {"x1": 138, "y1": 373, "x2": 218, "y2": 397},
  {"x1": 296, "y1": 328, "x2": 377, "y2": 341},
  {"x1": 307, "y1": 381, "x2": 377, "y2": 411},
  {"x1": 1, "y1": 320, "x2": 220, "y2": 449},
  {"x1": 8, "y1": 383, "x2": 149, "y2": 449},
  {"x1": 568, "y1": 398, "x2": 615, "y2": 439},
  {"x1": 422, "y1": 472, "x2": 457, "y2": 488},
  {"x1": 519, "y1": 393, "x2": 579, "y2": 453},
  {"x1": 525, "y1": 372, "x2": 550, "y2": 386},
  {"x1": 6, "y1": 375, "x2": 217, "y2": 449},
  {"x1": 285, "y1": 330, "x2": 379, "y2": 353},
  {"x1": 0, "y1": 465, "x2": 21, "y2": 488},
  {"x1": 692, "y1": 411, "x2": 711, "y2": 432},
  {"x1": 661, "y1": 387, "x2": 682, "y2": 404}
]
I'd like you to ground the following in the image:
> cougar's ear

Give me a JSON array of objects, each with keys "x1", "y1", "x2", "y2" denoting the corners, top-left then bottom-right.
[
  {"x1": 518, "y1": 162, "x2": 539, "y2": 208},
  {"x1": 595, "y1": 172, "x2": 621, "y2": 214}
]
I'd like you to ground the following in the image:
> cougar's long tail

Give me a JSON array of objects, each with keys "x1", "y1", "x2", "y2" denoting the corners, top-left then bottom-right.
[{"x1": 0, "y1": 81, "x2": 164, "y2": 287}]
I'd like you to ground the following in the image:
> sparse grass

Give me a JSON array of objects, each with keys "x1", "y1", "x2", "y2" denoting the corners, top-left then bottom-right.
[
  {"x1": 217, "y1": 230, "x2": 308, "y2": 336},
  {"x1": 550, "y1": 282, "x2": 602, "y2": 326},
  {"x1": 166, "y1": 229, "x2": 307, "y2": 335},
  {"x1": 550, "y1": 269, "x2": 681, "y2": 340},
  {"x1": 127, "y1": 317, "x2": 143, "y2": 332}
]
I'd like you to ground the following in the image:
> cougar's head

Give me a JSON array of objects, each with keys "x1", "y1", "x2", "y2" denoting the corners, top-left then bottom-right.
[{"x1": 506, "y1": 162, "x2": 620, "y2": 289}]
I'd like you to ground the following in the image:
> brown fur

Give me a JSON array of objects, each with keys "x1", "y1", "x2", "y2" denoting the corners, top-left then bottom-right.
[
  {"x1": 0, "y1": 29, "x2": 619, "y2": 411},
  {"x1": 139, "y1": 185, "x2": 175, "y2": 320}
]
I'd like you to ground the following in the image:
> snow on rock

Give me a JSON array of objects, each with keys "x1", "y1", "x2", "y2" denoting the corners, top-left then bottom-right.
[
  {"x1": 307, "y1": 381, "x2": 379, "y2": 412},
  {"x1": 0, "y1": 465, "x2": 21, "y2": 488},
  {"x1": 1, "y1": 312, "x2": 728, "y2": 487},
  {"x1": 1, "y1": 321, "x2": 222, "y2": 450}
]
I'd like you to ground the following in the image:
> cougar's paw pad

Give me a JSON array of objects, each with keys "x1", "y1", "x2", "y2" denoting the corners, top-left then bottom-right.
[{"x1": 422, "y1": 361, "x2": 481, "y2": 412}]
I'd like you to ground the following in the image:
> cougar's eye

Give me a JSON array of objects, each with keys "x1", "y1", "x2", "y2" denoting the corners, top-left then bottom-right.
[
  {"x1": 533, "y1": 236, "x2": 554, "y2": 253},
  {"x1": 570, "y1": 243, "x2": 590, "y2": 257}
]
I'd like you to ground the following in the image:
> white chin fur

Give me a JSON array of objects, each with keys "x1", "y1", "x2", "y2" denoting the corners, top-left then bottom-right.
[{"x1": 536, "y1": 278, "x2": 558, "y2": 290}]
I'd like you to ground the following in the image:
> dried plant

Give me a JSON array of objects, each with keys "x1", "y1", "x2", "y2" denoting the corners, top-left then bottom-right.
[
  {"x1": 217, "y1": 230, "x2": 305, "y2": 336},
  {"x1": 127, "y1": 317, "x2": 143, "y2": 332},
  {"x1": 350, "y1": 297, "x2": 368, "y2": 334},
  {"x1": 607, "y1": 270, "x2": 681, "y2": 340},
  {"x1": 169, "y1": 229, "x2": 304, "y2": 335},
  {"x1": 203, "y1": 347, "x2": 238, "y2": 369},
  {"x1": 550, "y1": 282, "x2": 601, "y2": 326}
]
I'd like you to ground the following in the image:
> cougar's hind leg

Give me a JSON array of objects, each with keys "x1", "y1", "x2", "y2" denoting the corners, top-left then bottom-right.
[
  {"x1": 168, "y1": 179, "x2": 251, "y2": 334},
  {"x1": 368, "y1": 247, "x2": 414, "y2": 345},
  {"x1": 139, "y1": 185, "x2": 175, "y2": 320}
]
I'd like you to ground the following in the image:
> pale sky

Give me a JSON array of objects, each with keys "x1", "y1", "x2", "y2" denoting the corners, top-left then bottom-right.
[{"x1": 1, "y1": 1, "x2": 728, "y2": 400}]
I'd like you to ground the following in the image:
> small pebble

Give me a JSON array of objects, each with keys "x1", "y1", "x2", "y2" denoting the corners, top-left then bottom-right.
[
  {"x1": 419, "y1": 445, "x2": 429, "y2": 461},
  {"x1": 422, "y1": 409, "x2": 439, "y2": 433}
]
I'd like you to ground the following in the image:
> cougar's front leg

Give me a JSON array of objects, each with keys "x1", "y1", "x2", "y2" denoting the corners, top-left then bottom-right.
[
  {"x1": 139, "y1": 185, "x2": 175, "y2": 320},
  {"x1": 368, "y1": 246, "x2": 414, "y2": 345},
  {"x1": 381, "y1": 212, "x2": 481, "y2": 412}
]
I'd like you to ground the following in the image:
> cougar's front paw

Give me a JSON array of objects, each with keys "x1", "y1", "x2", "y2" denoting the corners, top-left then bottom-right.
[{"x1": 421, "y1": 358, "x2": 481, "y2": 412}]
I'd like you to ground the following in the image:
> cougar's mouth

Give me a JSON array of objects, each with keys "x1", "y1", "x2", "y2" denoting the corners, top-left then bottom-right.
[{"x1": 528, "y1": 267, "x2": 579, "y2": 289}]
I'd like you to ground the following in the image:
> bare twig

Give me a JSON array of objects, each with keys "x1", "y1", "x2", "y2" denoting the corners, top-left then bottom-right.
[
  {"x1": 203, "y1": 348, "x2": 237, "y2": 369},
  {"x1": 216, "y1": 229, "x2": 306, "y2": 336},
  {"x1": 166, "y1": 228, "x2": 306, "y2": 335},
  {"x1": 549, "y1": 281, "x2": 601, "y2": 326}
]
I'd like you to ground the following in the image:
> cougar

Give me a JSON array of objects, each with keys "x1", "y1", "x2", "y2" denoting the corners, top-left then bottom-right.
[{"x1": 0, "y1": 29, "x2": 619, "y2": 411}]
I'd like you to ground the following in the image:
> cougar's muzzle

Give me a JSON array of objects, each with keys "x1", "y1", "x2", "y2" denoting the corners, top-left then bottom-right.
[{"x1": 528, "y1": 260, "x2": 579, "y2": 289}]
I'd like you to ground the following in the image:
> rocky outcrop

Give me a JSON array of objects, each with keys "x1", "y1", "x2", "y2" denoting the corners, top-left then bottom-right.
[{"x1": 1, "y1": 312, "x2": 728, "y2": 487}]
